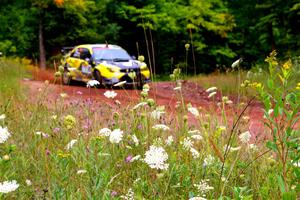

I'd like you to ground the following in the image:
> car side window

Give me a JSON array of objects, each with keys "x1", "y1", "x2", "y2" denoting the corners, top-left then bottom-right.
[
  {"x1": 80, "y1": 48, "x2": 91, "y2": 60},
  {"x1": 71, "y1": 48, "x2": 80, "y2": 58}
]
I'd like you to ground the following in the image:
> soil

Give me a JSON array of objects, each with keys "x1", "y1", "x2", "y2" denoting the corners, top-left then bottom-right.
[{"x1": 23, "y1": 73, "x2": 267, "y2": 142}]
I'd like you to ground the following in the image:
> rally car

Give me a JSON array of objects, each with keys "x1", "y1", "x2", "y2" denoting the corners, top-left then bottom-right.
[{"x1": 61, "y1": 44, "x2": 150, "y2": 88}]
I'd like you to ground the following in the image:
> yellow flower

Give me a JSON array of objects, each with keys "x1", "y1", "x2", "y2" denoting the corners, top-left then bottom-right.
[
  {"x1": 63, "y1": 115, "x2": 76, "y2": 130},
  {"x1": 282, "y1": 59, "x2": 291, "y2": 70}
]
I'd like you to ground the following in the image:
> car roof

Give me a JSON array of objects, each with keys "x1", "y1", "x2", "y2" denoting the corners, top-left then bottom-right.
[{"x1": 76, "y1": 44, "x2": 122, "y2": 51}]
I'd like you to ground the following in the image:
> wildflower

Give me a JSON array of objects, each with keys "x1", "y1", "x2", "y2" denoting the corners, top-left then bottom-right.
[
  {"x1": 208, "y1": 92, "x2": 216, "y2": 98},
  {"x1": 104, "y1": 90, "x2": 117, "y2": 99},
  {"x1": 0, "y1": 114, "x2": 6, "y2": 120},
  {"x1": 189, "y1": 197, "x2": 207, "y2": 200},
  {"x1": 2, "y1": 155, "x2": 10, "y2": 161},
  {"x1": 132, "y1": 102, "x2": 147, "y2": 110},
  {"x1": 125, "y1": 155, "x2": 133, "y2": 163},
  {"x1": 292, "y1": 161, "x2": 300, "y2": 168},
  {"x1": 51, "y1": 115, "x2": 57, "y2": 120},
  {"x1": 87, "y1": 80, "x2": 100, "y2": 87},
  {"x1": 282, "y1": 59, "x2": 291, "y2": 70},
  {"x1": 77, "y1": 169, "x2": 87, "y2": 174},
  {"x1": 44, "y1": 80, "x2": 49, "y2": 85},
  {"x1": 142, "y1": 84, "x2": 150, "y2": 92},
  {"x1": 296, "y1": 83, "x2": 300, "y2": 90},
  {"x1": 121, "y1": 188, "x2": 134, "y2": 200},
  {"x1": 144, "y1": 145, "x2": 169, "y2": 170},
  {"x1": 138, "y1": 55, "x2": 145, "y2": 62},
  {"x1": 181, "y1": 137, "x2": 194, "y2": 150},
  {"x1": 111, "y1": 190, "x2": 118, "y2": 197},
  {"x1": 63, "y1": 115, "x2": 76, "y2": 130},
  {"x1": 76, "y1": 91, "x2": 83, "y2": 95},
  {"x1": 0, "y1": 180, "x2": 19, "y2": 193},
  {"x1": 188, "y1": 106, "x2": 200, "y2": 117},
  {"x1": 248, "y1": 144, "x2": 258, "y2": 151},
  {"x1": 115, "y1": 100, "x2": 121, "y2": 105},
  {"x1": 218, "y1": 126, "x2": 226, "y2": 132},
  {"x1": 35, "y1": 131, "x2": 49, "y2": 138},
  {"x1": 60, "y1": 93, "x2": 68, "y2": 98},
  {"x1": 268, "y1": 109, "x2": 274, "y2": 115},
  {"x1": 65, "y1": 139, "x2": 78, "y2": 150},
  {"x1": 188, "y1": 130, "x2": 201, "y2": 135},
  {"x1": 185, "y1": 43, "x2": 190, "y2": 50},
  {"x1": 109, "y1": 129, "x2": 123, "y2": 144},
  {"x1": 25, "y1": 179, "x2": 32, "y2": 186},
  {"x1": 191, "y1": 134, "x2": 203, "y2": 141},
  {"x1": 0, "y1": 126, "x2": 11, "y2": 143},
  {"x1": 194, "y1": 179, "x2": 214, "y2": 197},
  {"x1": 239, "y1": 131, "x2": 251, "y2": 143},
  {"x1": 231, "y1": 58, "x2": 243, "y2": 69},
  {"x1": 53, "y1": 127, "x2": 60, "y2": 134},
  {"x1": 242, "y1": 116, "x2": 250, "y2": 121},
  {"x1": 151, "y1": 109, "x2": 165, "y2": 120},
  {"x1": 152, "y1": 124, "x2": 170, "y2": 131},
  {"x1": 131, "y1": 134, "x2": 139, "y2": 146},
  {"x1": 165, "y1": 136, "x2": 174, "y2": 146},
  {"x1": 99, "y1": 128, "x2": 111, "y2": 137},
  {"x1": 203, "y1": 155, "x2": 215, "y2": 166},
  {"x1": 206, "y1": 87, "x2": 217, "y2": 93},
  {"x1": 130, "y1": 155, "x2": 141, "y2": 162},
  {"x1": 54, "y1": 71, "x2": 61, "y2": 77},
  {"x1": 190, "y1": 147, "x2": 200, "y2": 158}
]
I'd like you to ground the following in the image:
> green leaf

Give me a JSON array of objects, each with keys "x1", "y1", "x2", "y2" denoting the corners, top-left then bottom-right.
[
  {"x1": 276, "y1": 175, "x2": 286, "y2": 193},
  {"x1": 266, "y1": 141, "x2": 278, "y2": 151}
]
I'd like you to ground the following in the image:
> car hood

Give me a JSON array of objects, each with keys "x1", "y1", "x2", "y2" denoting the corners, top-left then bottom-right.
[{"x1": 99, "y1": 60, "x2": 141, "y2": 69}]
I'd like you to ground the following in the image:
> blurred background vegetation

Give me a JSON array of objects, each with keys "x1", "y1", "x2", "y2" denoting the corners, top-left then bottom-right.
[{"x1": 0, "y1": 0, "x2": 300, "y2": 73}]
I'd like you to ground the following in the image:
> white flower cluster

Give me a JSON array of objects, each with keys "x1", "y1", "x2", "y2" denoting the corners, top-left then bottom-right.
[
  {"x1": 194, "y1": 179, "x2": 214, "y2": 197},
  {"x1": 121, "y1": 188, "x2": 134, "y2": 200},
  {"x1": 104, "y1": 90, "x2": 117, "y2": 99},
  {"x1": 99, "y1": 128, "x2": 123, "y2": 144},
  {"x1": 86, "y1": 80, "x2": 100, "y2": 87},
  {"x1": 203, "y1": 155, "x2": 215, "y2": 166},
  {"x1": 165, "y1": 135, "x2": 174, "y2": 146},
  {"x1": 152, "y1": 124, "x2": 170, "y2": 131},
  {"x1": 151, "y1": 107, "x2": 165, "y2": 120},
  {"x1": 181, "y1": 137, "x2": 194, "y2": 150},
  {"x1": 239, "y1": 131, "x2": 251, "y2": 143},
  {"x1": 144, "y1": 145, "x2": 169, "y2": 170},
  {"x1": 0, "y1": 126, "x2": 11, "y2": 143},
  {"x1": 0, "y1": 180, "x2": 19, "y2": 193}
]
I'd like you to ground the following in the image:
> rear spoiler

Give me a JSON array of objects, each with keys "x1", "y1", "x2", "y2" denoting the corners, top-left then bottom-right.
[{"x1": 61, "y1": 47, "x2": 74, "y2": 55}]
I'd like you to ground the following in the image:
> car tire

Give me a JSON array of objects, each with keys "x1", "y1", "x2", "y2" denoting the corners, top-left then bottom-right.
[
  {"x1": 62, "y1": 69, "x2": 72, "y2": 85},
  {"x1": 94, "y1": 70, "x2": 103, "y2": 88}
]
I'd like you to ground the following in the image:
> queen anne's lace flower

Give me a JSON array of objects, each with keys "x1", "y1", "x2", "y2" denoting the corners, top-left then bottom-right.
[
  {"x1": 152, "y1": 124, "x2": 170, "y2": 131},
  {"x1": 99, "y1": 128, "x2": 111, "y2": 137},
  {"x1": 239, "y1": 131, "x2": 251, "y2": 143},
  {"x1": 194, "y1": 179, "x2": 214, "y2": 197},
  {"x1": 203, "y1": 155, "x2": 215, "y2": 166},
  {"x1": 0, "y1": 126, "x2": 11, "y2": 143},
  {"x1": 144, "y1": 145, "x2": 169, "y2": 170},
  {"x1": 109, "y1": 129, "x2": 123, "y2": 144},
  {"x1": 181, "y1": 137, "x2": 194, "y2": 150},
  {"x1": 0, "y1": 180, "x2": 19, "y2": 193},
  {"x1": 190, "y1": 147, "x2": 200, "y2": 158},
  {"x1": 165, "y1": 136, "x2": 174, "y2": 146},
  {"x1": 87, "y1": 80, "x2": 100, "y2": 87},
  {"x1": 131, "y1": 134, "x2": 139, "y2": 146},
  {"x1": 151, "y1": 109, "x2": 165, "y2": 120},
  {"x1": 104, "y1": 90, "x2": 117, "y2": 99}
]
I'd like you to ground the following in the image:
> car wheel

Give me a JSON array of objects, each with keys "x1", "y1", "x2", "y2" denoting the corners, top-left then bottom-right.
[
  {"x1": 94, "y1": 70, "x2": 103, "y2": 88},
  {"x1": 62, "y1": 69, "x2": 72, "y2": 85}
]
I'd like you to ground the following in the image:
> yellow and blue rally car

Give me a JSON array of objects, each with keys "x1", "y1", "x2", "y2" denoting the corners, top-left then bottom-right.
[{"x1": 61, "y1": 44, "x2": 150, "y2": 88}]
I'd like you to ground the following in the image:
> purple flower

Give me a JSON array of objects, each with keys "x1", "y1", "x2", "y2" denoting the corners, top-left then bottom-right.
[
  {"x1": 53, "y1": 127, "x2": 60, "y2": 134},
  {"x1": 125, "y1": 155, "x2": 133, "y2": 163},
  {"x1": 111, "y1": 191, "x2": 118, "y2": 197},
  {"x1": 137, "y1": 124, "x2": 142, "y2": 130}
]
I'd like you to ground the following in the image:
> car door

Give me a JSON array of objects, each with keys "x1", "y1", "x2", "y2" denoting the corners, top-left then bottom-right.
[{"x1": 78, "y1": 48, "x2": 93, "y2": 79}]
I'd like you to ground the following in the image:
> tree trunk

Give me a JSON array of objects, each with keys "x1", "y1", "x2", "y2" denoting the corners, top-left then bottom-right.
[
  {"x1": 268, "y1": 23, "x2": 276, "y2": 51},
  {"x1": 39, "y1": 18, "x2": 46, "y2": 69}
]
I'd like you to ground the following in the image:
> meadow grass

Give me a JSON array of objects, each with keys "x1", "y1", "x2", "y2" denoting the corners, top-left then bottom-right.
[{"x1": 0, "y1": 57, "x2": 299, "y2": 199}]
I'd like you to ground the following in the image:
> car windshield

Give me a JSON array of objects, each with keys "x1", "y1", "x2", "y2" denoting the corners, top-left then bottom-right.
[{"x1": 92, "y1": 48, "x2": 131, "y2": 61}]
